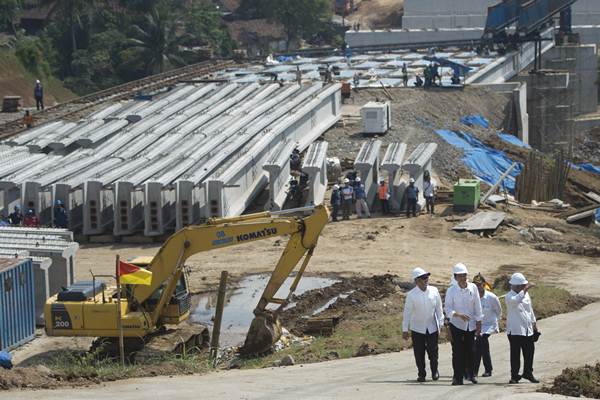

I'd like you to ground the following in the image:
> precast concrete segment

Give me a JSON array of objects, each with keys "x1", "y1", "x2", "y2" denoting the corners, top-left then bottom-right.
[
  {"x1": 26, "y1": 122, "x2": 78, "y2": 152},
  {"x1": 113, "y1": 181, "x2": 144, "y2": 236},
  {"x1": 205, "y1": 84, "x2": 341, "y2": 218},
  {"x1": 46, "y1": 120, "x2": 105, "y2": 151},
  {"x1": 143, "y1": 182, "x2": 176, "y2": 237},
  {"x1": 175, "y1": 180, "x2": 195, "y2": 230},
  {"x1": 263, "y1": 141, "x2": 296, "y2": 211},
  {"x1": 82, "y1": 181, "x2": 105, "y2": 236},
  {"x1": 4, "y1": 121, "x2": 64, "y2": 146},
  {"x1": 0, "y1": 153, "x2": 47, "y2": 180},
  {"x1": 403, "y1": 143, "x2": 438, "y2": 212},
  {"x1": 2, "y1": 154, "x2": 64, "y2": 184},
  {"x1": 345, "y1": 28, "x2": 483, "y2": 48},
  {"x1": 21, "y1": 181, "x2": 41, "y2": 216},
  {"x1": 87, "y1": 102, "x2": 124, "y2": 120},
  {"x1": 381, "y1": 142, "x2": 407, "y2": 211},
  {"x1": 354, "y1": 139, "x2": 383, "y2": 206},
  {"x1": 302, "y1": 141, "x2": 329, "y2": 207}
]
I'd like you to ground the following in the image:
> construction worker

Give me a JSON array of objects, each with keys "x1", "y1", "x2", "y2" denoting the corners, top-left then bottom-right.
[
  {"x1": 402, "y1": 63, "x2": 408, "y2": 87},
  {"x1": 22, "y1": 110, "x2": 34, "y2": 129},
  {"x1": 8, "y1": 205, "x2": 22, "y2": 226},
  {"x1": 353, "y1": 72, "x2": 360, "y2": 87},
  {"x1": 341, "y1": 178, "x2": 354, "y2": 220},
  {"x1": 290, "y1": 148, "x2": 301, "y2": 171},
  {"x1": 403, "y1": 267, "x2": 444, "y2": 382},
  {"x1": 423, "y1": 171, "x2": 436, "y2": 215},
  {"x1": 34, "y1": 79, "x2": 44, "y2": 110},
  {"x1": 23, "y1": 208, "x2": 40, "y2": 227},
  {"x1": 472, "y1": 273, "x2": 502, "y2": 378},
  {"x1": 444, "y1": 263, "x2": 483, "y2": 385},
  {"x1": 405, "y1": 178, "x2": 419, "y2": 218},
  {"x1": 378, "y1": 179, "x2": 389, "y2": 214},
  {"x1": 414, "y1": 75, "x2": 423, "y2": 88},
  {"x1": 53, "y1": 200, "x2": 69, "y2": 228},
  {"x1": 296, "y1": 66, "x2": 302, "y2": 86},
  {"x1": 330, "y1": 184, "x2": 342, "y2": 222},
  {"x1": 354, "y1": 177, "x2": 370, "y2": 218},
  {"x1": 506, "y1": 272, "x2": 539, "y2": 384}
]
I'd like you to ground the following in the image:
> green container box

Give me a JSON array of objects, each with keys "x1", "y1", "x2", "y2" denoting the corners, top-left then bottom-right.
[{"x1": 453, "y1": 179, "x2": 480, "y2": 212}]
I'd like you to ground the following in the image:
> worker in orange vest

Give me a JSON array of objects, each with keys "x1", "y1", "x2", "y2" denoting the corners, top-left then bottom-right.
[{"x1": 378, "y1": 179, "x2": 390, "y2": 214}]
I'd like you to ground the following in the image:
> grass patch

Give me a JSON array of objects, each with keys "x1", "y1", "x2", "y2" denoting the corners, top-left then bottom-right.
[{"x1": 541, "y1": 363, "x2": 600, "y2": 398}]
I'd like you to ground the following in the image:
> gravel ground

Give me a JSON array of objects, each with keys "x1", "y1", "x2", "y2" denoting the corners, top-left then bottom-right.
[{"x1": 322, "y1": 86, "x2": 511, "y2": 186}]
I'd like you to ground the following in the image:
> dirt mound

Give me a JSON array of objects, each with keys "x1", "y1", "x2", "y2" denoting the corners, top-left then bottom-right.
[{"x1": 542, "y1": 363, "x2": 600, "y2": 398}]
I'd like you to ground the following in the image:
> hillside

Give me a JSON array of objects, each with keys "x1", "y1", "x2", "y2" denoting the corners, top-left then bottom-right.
[{"x1": 345, "y1": 0, "x2": 404, "y2": 29}]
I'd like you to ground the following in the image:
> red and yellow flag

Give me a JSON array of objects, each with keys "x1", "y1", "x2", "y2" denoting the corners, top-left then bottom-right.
[{"x1": 118, "y1": 261, "x2": 152, "y2": 285}]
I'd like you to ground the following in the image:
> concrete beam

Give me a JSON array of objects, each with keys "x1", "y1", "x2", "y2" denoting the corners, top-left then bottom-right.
[
  {"x1": 301, "y1": 141, "x2": 329, "y2": 207},
  {"x1": 113, "y1": 181, "x2": 144, "y2": 236},
  {"x1": 263, "y1": 141, "x2": 296, "y2": 211},
  {"x1": 353, "y1": 139, "x2": 383, "y2": 206},
  {"x1": 403, "y1": 143, "x2": 438, "y2": 211},
  {"x1": 381, "y1": 142, "x2": 407, "y2": 211},
  {"x1": 143, "y1": 182, "x2": 176, "y2": 237}
]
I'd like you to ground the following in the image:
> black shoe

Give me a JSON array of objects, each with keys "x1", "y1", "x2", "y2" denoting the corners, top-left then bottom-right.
[
  {"x1": 452, "y1": 379, "x2": 463, "y2": 386},
  {"x1": 482, "y1": 371, "x2": 492, "y2": 377},
  {"x1": 469, "y1": 376, "x2": 478, "y2": 384},
  {"x1": 432, "y1": 371, "x2": 439, "y2": 381},
  {"x1": 509, "y1": 376, "x2": 521, "y2": 384},
  {"x1": 417, "y1": 376, "x2": 426, "y2": 382},
  {"x1": 522, "y1": 374, "x2": 539, "y2": 383}
]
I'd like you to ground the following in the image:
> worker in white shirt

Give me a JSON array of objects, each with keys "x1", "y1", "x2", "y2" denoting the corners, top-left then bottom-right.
[
  {"x1": 472, "y1": 273, "x2": 502, "y2": 378},
  {"x1": 506, "y1": 272, "x2": 539, "y2": 384},
  {"x1": 423, "y1": 170, "x2": 436, "y2": 215},
  {"x1": 444, "y1": 263, "x2": 483, "y2": 385},
  {"x1": 402, "y1": 267, "x2": 444, "y2": 382}
]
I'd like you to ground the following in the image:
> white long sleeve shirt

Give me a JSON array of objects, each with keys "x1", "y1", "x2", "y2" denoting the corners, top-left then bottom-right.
[
  {"x1": 480, "y1": 290, "x2": 502, "y2": 335},
  {"x1": 505, "y1": 290, "x2": 536, "y2": 336},
  {"x1": 444, "y1": 282, "x2": 483, "y2": 331},
  {"x1": 403, "y1": 285, "x2": 444, "y2": 334}
]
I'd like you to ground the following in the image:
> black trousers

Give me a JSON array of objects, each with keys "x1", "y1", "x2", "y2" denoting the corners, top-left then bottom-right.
[
  {"x1": 331, "y1": 203, "x2": 339, "y2": 221},
  {"x1": 473, "y1": 333, "x2": 492, "y2": 375},
  {"x1": 35, "y1": 96, "x2": 44, "y2": 110},
  {"x1": 411, "y1": 330, "x2": 438, "y2": 378},
  {"x1": 380, "y1": 198, "x2": 389, "y2": 214},
  {"x1": 406, "y1": 198, "x2": 417, "y2": 217},
  {"x1": 425, "y1": 196, "x2": 434, "y2": 214},
  {"x1": 450, "y1": 324, "x2": 475, "y2": 381},
  {"x1": 508, "y1": 334, "x2": 535, "y2": 379},
  {"x1": 342, "y1": 200, "x2": 352, "y2": 220}
]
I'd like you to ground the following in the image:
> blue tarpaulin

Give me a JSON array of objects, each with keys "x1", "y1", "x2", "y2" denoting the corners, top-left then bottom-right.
[
  {"x1": 460, "y1": 115, "x2": 490, "y2": 129},
  {"x1": 498, "y1": 132, "x2": 531, "y2": 149},
  {"x1": 574, "y1": 163, "x2": 600, "y2": 175},
  {"x1": 436, "y1": 130, "x2": 522, "y2": 193}
]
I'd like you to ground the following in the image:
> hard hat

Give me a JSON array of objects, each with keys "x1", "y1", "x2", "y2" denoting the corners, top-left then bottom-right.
[
  {"x1": 55, "y1": 200, "x2": 63, "y2": 206},
  {"x1": 380, "y1": 179, "x2": 385, "y2": 183},
  {"x1": 344, "y1": 178, "x2": 350, "y2": 183},
  {"x1": 355, "y1": 177, "x2": 361, "y2": 182},
  {"x1": 411, "y1": 267, "x2": 430, "y2": 281},
  {"x1": 14, "y1": 205, "x2": 20, "y2": 211},
  {"x1": 453, "y1": 262, "x2": 469, "y2": 274},
  {"x1": 333, "y1": 184, "x2": 340, "y2": 190},
  {"x1": 509, "y1": 272, "x2": 528, "y2": 285},
  {"x1": 27, "y1": 209, "x2": 34, "y2": 215},
  {"x1": 36, "y1": 79, "x2": 40, "y2": 84},
  {"x1": 409, "y1": 178, "x2": 415, "y2": 183}
]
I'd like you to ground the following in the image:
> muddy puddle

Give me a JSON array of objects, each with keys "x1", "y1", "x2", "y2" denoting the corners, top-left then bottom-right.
[{"x1": 190, "y1": 274, "x2": 339, "y2": 347}]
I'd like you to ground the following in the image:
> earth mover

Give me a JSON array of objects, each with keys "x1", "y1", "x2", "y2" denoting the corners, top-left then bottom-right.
[{"x1": 44, "y1": 205, "x2": 329, "y2": 358}]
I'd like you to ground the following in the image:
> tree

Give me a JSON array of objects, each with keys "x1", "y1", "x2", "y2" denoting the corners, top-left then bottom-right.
[
  {"x1": 126, "y1": 2, "x2": 189, "y2": 74},
  {"x1": 269, "y1": 0, "x2": 331, "y2": 50},
  {"x1": 185, "y1": 0, "x2": 236, "y2": 57},
  {"x1": 237, "y1": 0, "x2": 272, "y2": 19},
  {"x1": 0, "y1": 0, "x2": 20, "y2": 33}
]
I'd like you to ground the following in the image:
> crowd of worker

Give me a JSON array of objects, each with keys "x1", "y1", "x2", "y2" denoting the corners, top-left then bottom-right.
[
  {"x1": 0, "y1": 201, "x2": 68, "y2": 228},
  {"x1": 403, "y1": 265, "x2": 539, "y2": 385},
  {"x1": 330, "y1": 170, "x2": 436, "y2": 221}
]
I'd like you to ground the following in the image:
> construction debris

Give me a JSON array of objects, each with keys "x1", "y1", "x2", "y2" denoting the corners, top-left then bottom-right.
[{"x1": 452, "y1": 211, "x2": 506, "y2": 232}]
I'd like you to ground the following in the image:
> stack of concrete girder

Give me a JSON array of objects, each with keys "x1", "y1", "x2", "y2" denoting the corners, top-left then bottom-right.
[
  {"x1": 401, "y1": 143, "x2": 438, "y2": 212},
  {"x1": 263, "y1": 141, "x2": 296, "y2": 211},
  {"x1": 301, "y1": 141, "x2": 329, "y2": 208},
  {"x1": 354, "y1": 139, "x2": 383, "y2": 207},
  {"x1": 0, "y1": 227, "x2": 77, "y2": 324},
  {"x1": 381, "y1": 142, "x2": 408, "y2": 211},
  {"x1": 204, "y1": 83, "x2": 341, "y2": 218}
]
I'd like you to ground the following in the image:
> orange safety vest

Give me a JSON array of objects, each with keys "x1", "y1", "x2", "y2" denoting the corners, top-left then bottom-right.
[{"x1": 378, "y1": 183, "x2": 388, "y2": 200}]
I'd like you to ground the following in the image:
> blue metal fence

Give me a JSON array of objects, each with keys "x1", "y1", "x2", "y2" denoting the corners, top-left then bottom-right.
[{"x1": 0, "y1": 258, "x2": 36, "y2": 352}]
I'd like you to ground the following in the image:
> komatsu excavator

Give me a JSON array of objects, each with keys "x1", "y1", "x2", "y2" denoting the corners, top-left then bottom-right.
[{"x1": 45, "y1": 205, "x2": 329, "y2": 357}]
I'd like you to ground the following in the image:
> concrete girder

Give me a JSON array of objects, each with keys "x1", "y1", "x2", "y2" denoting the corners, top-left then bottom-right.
[
  {"x1": 403, "y1": 143, "x2": 438, "y2": 212},
  {"x1": 21, "y1": 181, "x2": 41, "y2": 217},
  {"x1": 354, "y1": 139, "x2": 383, "y2": 206},
  {"x1": 5, "y1": 121, "x2": 65, "y2": 146},
  {"x1": 26, "y1": 122, "x2": 78, "y2": 152},
  {"x1": 47, "y1": 120, "x2": 105, "y2": 151},
  {"x1": 82, "y1": 181, "x2": 114, "y2": 236},
  {"x1": 143, "y1": 182, "x2": 176, "y2": 237},
  {"x1": 113, "y1": 181, "x2": 144, "y2": 236},
  {"x1": 175, "y1": 180, "x2": 204, "y2": 230},
  {"x1": 263, "y1": 141, "x2": 296, "y2": 211},
  {"x1": 302, "y1": 141, "x2": 329, "y2": 207},
  {"x1": 381, "y1": 142, "x2": 408, "y2": 210}
]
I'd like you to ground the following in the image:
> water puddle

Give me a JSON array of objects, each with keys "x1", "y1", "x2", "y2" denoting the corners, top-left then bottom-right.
[
  {"x1": 190, "y1": 273, "x2": 339, "y2": 347},
  {"x1": 311, "y1": 290, "x2": 354, "y2": 316}
]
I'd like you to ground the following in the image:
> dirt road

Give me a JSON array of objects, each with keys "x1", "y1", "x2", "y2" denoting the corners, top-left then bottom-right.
[{"x1": 6, "y1": 302, "x2": 599, "y2": 399}]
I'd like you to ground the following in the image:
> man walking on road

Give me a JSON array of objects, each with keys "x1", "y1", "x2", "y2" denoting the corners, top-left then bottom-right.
[
  {"x1": 403, "y1": 267, "x2": 444, "y2": 382},
  {"x1": 506, "y1": 272, "x2": 539, "y2": 384},
  {"x1": 445, "y1": 263, "x2": 483, "y2": 385},
  {"x1": 473, "y1": 273, "x2": 502, "y2": 378}
]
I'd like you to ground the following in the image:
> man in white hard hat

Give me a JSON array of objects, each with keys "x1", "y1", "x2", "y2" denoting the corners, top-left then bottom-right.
[
  {"x1": 506, "y1": 272, "x2": 539, "y2": 384},
  {"x1": 406, "y1": 177, "x2": 419, "y2": 218},
  {"x1": 354, "y1": 177, "x2": 371, "y2": 218},
  {"x1": 403, "y1": 267, "x2": 444, "y2": 382},
  {"x1": 444, "y1": 263, "x2": 483, "y2": 385},
  {"x1": 341, "y1": 178, "x2": 354, "y2": 220}
]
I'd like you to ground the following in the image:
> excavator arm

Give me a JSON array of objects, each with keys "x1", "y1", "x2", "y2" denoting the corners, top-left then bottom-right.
[{"x1": 132, "y1": 205, "x2": 329, "y2": 352}]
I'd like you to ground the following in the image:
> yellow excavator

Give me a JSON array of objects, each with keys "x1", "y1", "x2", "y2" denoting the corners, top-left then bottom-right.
[{"x1": 45, "y1": 205, "x2": 329, "y2": 358}]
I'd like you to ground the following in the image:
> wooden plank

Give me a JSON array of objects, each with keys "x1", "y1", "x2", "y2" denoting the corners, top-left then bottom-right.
[
  {"x1": 584, "y1": 192, "x2": 600, "y2": 204},
  {"x1": 481, "y1": 162, "x2": 518, "y2": 205},
  {"x1": 566, "y1": 209, "x2": 597, "y2": 223},
  {"x1": 559, "y1": 203, "x2": 600, "y2": 218},
  {"x1": 452, "y1": 211, "x2": 506, "y2": 231}
]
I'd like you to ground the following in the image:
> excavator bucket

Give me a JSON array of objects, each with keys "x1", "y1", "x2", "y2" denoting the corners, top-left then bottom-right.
[{"x1": 241, "y1": 311, "x2": 282, "y2": 355}]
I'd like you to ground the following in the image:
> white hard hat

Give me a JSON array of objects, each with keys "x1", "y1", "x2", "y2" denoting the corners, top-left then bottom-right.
[
  {"x1": 411, "y1": 267, "x2": 430, "y2": 281},
  {"x1": 509, "y1": 272, "x2": 528, "y2": 285},
  {"x1": 343, "y1": 178, "x2": 350, "y2": 183},
  {"x1": 355, "y1": 177, "x2": 361, "y2": 182},
  {"x1": 409, "y1": 178, "x2": 415, "y2": 183},
  {"x1": 36, "y1": 79, "x2": 40, "y2": 84},
  {"x1": 333, "y1": 184, "x2": 340, "y2": 190},
  {"x1": 453, "y1": 263, "x2": 469, "y2": 274}
]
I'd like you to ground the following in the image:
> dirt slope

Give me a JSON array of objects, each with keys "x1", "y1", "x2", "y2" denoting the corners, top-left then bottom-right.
[{"x1": 345, "y1": 0, "x2": 404, "y2": 29}]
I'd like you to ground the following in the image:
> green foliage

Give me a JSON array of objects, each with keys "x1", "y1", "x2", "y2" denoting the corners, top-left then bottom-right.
[
  {"x1": 237, "y1": 0, "x2": 272, "y2": 19},
  {"x1": 185, "y1": 0, "x2": 236, "y2": 58},
  {"x1": 14, "y1": 33, "x2": 53, "y2": 79},
  {"x1": 0, "y1": 0, "x2": 20, "y2": 32}
]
